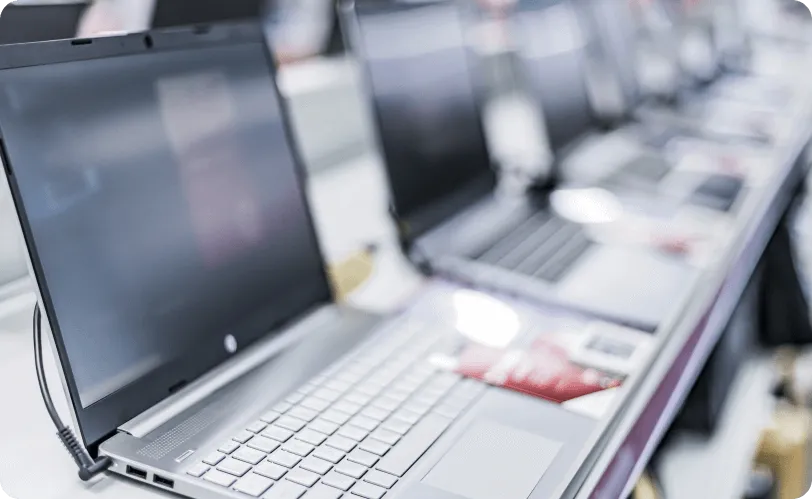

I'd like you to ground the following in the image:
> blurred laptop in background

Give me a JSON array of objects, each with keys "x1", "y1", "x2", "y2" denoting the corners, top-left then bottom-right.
[{"x1": 0, "y1": 0, "x2": 88, "y2": 43}]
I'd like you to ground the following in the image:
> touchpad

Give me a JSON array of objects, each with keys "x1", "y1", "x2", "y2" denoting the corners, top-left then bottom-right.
[{"x1": 422, "y1": 420, "x2": 561, "y2": 499}]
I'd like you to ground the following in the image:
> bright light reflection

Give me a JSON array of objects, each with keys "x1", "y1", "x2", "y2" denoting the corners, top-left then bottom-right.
[
  {"x1": 451, "y1": 289, "x2": 521, "y2": 348},
  {"x1": 551, "y1": 188, "x2": 623, "y2": 225}
]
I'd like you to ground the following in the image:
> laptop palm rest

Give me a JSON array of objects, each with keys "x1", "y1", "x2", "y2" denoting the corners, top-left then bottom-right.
[
  {"x1": 421, "y1": 420, "x2": 562, "y2": 499},
  {"x1": 557, "y1": 245, "x2": 696, "y2": 329}
]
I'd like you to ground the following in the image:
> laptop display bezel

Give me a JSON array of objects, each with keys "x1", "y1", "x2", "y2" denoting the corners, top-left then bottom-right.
[{"x1": 0, "y1": 22, "x2": 333, "y2": 454}]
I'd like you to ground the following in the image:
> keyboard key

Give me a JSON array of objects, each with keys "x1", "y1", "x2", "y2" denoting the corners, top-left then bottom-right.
[
  {"x1": 380, "y1": 419, "x2": 411, "y2": 436},
  {"x1": 360, "y1": 407, "x2": 389, "y2": 421},
  {"x1": 349, "y1": 416, "x2": 379, "y2": 432},
  {"x1": 375, "y1": 414, "x2": 450, "y2": 477},
  {"x1": 412, "y1": 391, "x2": 442, "y2": 407},
  {"x1": 261, "y1": 410, "x2": 283, "y2": 424},
  {"x1": 355, "y1": 383, "x2": 382, "y2": 397},
  {"x1": 203, "y1": 451, "x2": 226, "y2": 466},
  {"x1": 304, "y1": 484, "x2": 343, "y2": 499},
  {"x1": 264, "y1": 480, "x2": 308, "y2": 499},
  {"x1": 335, "y1": 460, "x2": 367, "y2": 479},
  {"x1": 313, "y1": 446, "x2": 345, "y2": 464},
  {"x1": 274, "y1": 402, "x2": 294, "y2": 414},
  {"x1": 286, "y1": 468, "x2": 320, "y2": 487},
  {"x1": 300, "y1": 397, "x2": 331, "y2": 412},
  {"x1": 313, "y1": 388, "x2": 342, "y2": 403},
  {"x1": 324, "y1": 380, "x2": 352, "y2": 392},
  {"x1": 233, "y1": 473, "x2": 274, "y2": 497},
  {"x1": 347, "y1": 449, "x2": 379, "y2": 468},
  {"x1": 270, "y1": 450, "x2": 303, "y2": 468},
  {"x1": 337, "y1": 372, "x2": 362, "y2": 385},
  {"x1": 233, "y1": 447, "x2": 267, "y2": 465},
  {"x1": 218, "y1": 440, "x2": 240, "y2": 454},
  {"x1": 359, "y1": 439, "x2": 390, "y2": 457},
  {"x1": 289, "y1": 406, "x2": 319, "y2": 423},
  {"x1": 391, "y1": 410, "x2": 420, "y2": 425},
  {"x1": 248, "y1": 436, "x2": 281, "y2": 454},
  {"x1": 345, "y1": 392, "x2": 373, "y2": 406},
  {"x1": 246, "y1": 420, "x2": 268, "y2": 434},
  {"x1": 384, "y1": 391, "x2": 409, "y2": 404},
  {"x1": 255, "y1": 461, "x2": 289, "y2": 480},
  {"x1": 263, "y1": 426, "x2": 294, "y2": 442},
  {"x1": 296, "y1": 429, "x2": 328, "y2": 446},
  {"x1": 233, "y1": 430, "x2": 254, "y2": 444},
  {"x1": 283, "y1": 439, "x2": 315, "y2": 457},
  {"x1": 298, "y1": 383, "x2": 319, "y2": 396},
  {"x1": 337, "y1": 425, "x2": 368, "y2": 442},
  {"x1": 370, "y1": 429, "x2": 400, "y2": 446},
  {"x1": 321, "y1": 410, "x2": 351, "y2": 425},
  {"x1": 203, "y1": 469, "x2": 236, "y2": 487},
  {"x1": 433, "y1": 403, "x2": 465, "y2": 419},
  {"x1": 363, "y1": 470, "x2": 397, "y2": 489},
  {"x1": 351, "y1": 481, "x2": 387, "y2": 499},
  {"x1": 286, "y1": 392, "x2": 306, "y2": 405},
  {"x1": 217, "y1": 458, "x2": 252, "y2": 477},
  {"x1": 299, "y1": 456, "x2": 333, "y2": 475},
  {"x1": 403, "y1": 402, "x2": 431, "y2": 417},
  {"x1": 371, "y1": 397, "x2": 400, "y2": 413},
  {"x1": 326, "y1": 435, "x2": 357, "y2": 453},
  {"x1": 186, "y1": 463, "x2": 210, "y2": 477},
  {"x1": 332, "y1": 400, "x2": 362, "y2": 416},
  {"x1": 322, "y1": 471, "x2": 355, "y2": 491},
  {"x1": 309, "y1": 419, "x2": 339, "y2": 436},
  {"x1": 392, "y1": 379, "x2": 422, "y2": 394},
  {"x1": 276, "y1": 416, "x2": 307, "y2": 432}
]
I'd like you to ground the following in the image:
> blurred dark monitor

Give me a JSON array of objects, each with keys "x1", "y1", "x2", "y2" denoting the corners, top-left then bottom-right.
[
  {"x1": 151, "y1": 0, "x2": 266, "y2": 28},
  {"x1": 0, "y1": 1, "x2": 88, "y2": 44}
]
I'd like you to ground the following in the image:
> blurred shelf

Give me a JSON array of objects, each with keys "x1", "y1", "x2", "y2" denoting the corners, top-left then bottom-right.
[{"x1": 656, "y1": 357, "x2": 776, "y2": 499}]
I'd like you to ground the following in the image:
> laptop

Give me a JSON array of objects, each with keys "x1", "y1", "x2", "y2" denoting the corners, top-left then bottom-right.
[
  {"x1": 0, "y1": 22, "x2": 661, "y2": 499},
  {"x1": 514, "y1": 0, "x2": 754, "y2": 214},
  {"x1": 0, "y1": 0, "x2": 88, "y2": 44},
  {"x1": 343, "y1": 0, "x2": 699, "y2": 332},
  {"x1": 618, "y1": 0, "x2": 801, "y2": 144}
]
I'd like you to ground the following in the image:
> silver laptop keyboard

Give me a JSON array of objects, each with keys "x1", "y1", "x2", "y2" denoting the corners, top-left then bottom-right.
[
  {"x1": 185, "y1": 323, "x2": 484, "y2": 499},
  {"x1": 474, "y1": 212, "x2": 594, "y2": 283}
]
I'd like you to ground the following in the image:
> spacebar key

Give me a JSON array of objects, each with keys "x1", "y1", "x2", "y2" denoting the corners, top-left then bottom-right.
[{"x1": 375, "y1": 414, "x2": 451, "y2": 477}]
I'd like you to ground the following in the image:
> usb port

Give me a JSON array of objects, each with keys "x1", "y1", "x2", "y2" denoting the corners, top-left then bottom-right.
[
  {"x1": 153, "y1": 475, "x2": 174, "y2": 489},
  {"x1": 125, "y1": 466, "x2": 147, "y2": 480}
]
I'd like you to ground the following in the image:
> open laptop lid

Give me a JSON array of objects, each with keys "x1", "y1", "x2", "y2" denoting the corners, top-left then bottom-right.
[
  {"x1": 513, "y1": 0, "x2": 604, "y2": 157},
  {"x1": 0, "y1": 22, "x2": 331, "y2": 452},
  {"x1": 345, "y1": 0, "x2": 497, "y2": 244},
  {"x1": 0, "y1": 1, "x2": 88, "y2": 43},
  {"x1": 576, "y1": 0, "x2": 644, "y2": 112}
]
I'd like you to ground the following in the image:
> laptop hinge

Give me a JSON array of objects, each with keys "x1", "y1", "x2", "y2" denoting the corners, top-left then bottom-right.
[
  {"x1": 118, "y1": 304, "x2": 338, "y2": 438},
  {"x1": 387, "y1": 202, "x2": 433, "y2": 277}
]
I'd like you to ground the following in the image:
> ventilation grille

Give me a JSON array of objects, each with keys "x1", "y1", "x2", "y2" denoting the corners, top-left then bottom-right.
[{"x1": 137, "y1": 404, "x2": 222, "y2": 460}]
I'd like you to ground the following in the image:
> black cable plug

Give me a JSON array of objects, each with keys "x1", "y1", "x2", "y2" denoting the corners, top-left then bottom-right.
[{"x1": 33, "y1": 304, "x2": 112, "y2": 482}]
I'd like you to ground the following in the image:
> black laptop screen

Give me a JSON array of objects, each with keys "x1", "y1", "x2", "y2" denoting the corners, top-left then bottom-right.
[
  {"x1": 516, "y1": 0, "x2": 596, "y2": 154},
  {"x1": 152, "y1": 0, "x2": 266, "y2": 28},
  {"x1": 0, "y1": 41, "x2": 330, "y2": 409},
  {"x1": 0, "y1": 2, "x2": 87, "y2": 44},
  {"x1": 354, "y1": 2, "x2": 495, "y2": 238}
]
